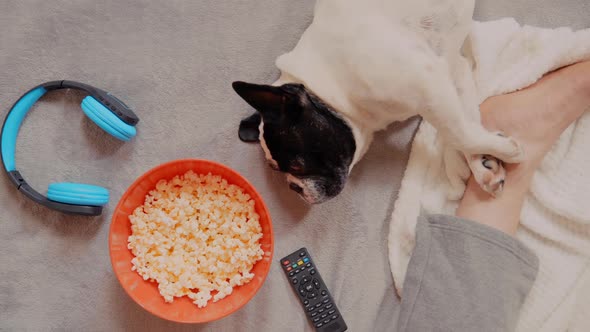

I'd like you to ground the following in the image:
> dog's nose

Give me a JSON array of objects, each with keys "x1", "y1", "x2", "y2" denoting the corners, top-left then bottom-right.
[{"x1": 289, "y1": 183, "x2": 304, "y2": 195}]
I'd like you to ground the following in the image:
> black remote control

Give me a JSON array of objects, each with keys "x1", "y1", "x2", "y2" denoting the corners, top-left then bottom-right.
[{"x1": 280, "y1": 248, "x2": 348, "y2": 331}]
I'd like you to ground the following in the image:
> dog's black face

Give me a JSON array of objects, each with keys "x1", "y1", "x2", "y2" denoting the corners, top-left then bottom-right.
[{"x1": 233, "y1": 81, "x2": 356, "y2": 204}]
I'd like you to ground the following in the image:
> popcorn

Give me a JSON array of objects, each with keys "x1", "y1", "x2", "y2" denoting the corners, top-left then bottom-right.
[{"x1": 127, "y1": 171, "x2": 264, "y2": 308}]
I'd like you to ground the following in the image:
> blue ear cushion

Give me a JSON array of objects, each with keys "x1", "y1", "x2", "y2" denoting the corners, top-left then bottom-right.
[
  {"x1": 47, "y1": 182, "x2": 109, "y2": 206},
  {"x1": 81, "y1": 96, "x2": 137, "y2": 141}
]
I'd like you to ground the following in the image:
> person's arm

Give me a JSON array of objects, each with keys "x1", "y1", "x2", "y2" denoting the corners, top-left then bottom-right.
[
  {"x1": 457, "y1": 61, "x2": 590, "y2": 235},
  {"x1": 396, "y1": 60, "x2": 590, "y2": 332}
]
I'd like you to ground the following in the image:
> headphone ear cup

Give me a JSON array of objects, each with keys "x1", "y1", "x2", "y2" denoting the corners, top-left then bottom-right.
[
  {"x1": 47, "y1": 182, "x2": 109, "y2": 206},
  {"x1": 81, "y1": 96, "x2": 137, "y2": 141}
]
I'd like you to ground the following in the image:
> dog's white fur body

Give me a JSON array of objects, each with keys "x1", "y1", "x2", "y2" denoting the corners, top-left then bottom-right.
[{"x1": 272, "y1": 0, "x2": 524, "y2": 194}]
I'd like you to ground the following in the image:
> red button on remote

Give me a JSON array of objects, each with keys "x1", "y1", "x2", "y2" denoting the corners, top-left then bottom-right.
[{"x1": 283, "y1": 260, "x2": 290, "y2": 265}]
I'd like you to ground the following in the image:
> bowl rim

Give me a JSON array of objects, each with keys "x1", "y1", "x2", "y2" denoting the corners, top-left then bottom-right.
[{"x1": 108, "y1": 158, "x2": 274, "y2": 323}]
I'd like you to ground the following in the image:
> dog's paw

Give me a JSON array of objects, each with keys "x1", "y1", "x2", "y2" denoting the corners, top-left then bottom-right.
[
  {"x1": 468, "y1": 154, "x2": 506, "y2": 197},
  {"x1": 493, "y1": 131, "x2": 525, "y2": 163}
]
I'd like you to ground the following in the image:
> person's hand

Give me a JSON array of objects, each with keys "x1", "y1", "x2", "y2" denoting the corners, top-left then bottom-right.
[{"x1": 456, "y1": 61, "x2": 590, "y2": 235}]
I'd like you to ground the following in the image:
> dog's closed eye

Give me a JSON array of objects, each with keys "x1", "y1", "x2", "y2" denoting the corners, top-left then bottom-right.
[
  {"x1": 289, "y1": 158, "x2": 305, "y2": 173},
  {"x1": 291, "y1": 165, "x2": 303, "y2": 172}
]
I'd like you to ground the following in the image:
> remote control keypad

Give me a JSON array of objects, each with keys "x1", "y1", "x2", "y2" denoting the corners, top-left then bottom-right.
[{"x1": 280, "y1": 248, "x2": 347, "y2": 331}]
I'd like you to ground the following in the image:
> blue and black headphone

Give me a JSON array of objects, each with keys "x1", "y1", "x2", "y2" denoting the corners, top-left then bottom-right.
[{"x1": 1, "y1": 80, "x2": 139, "y2": 216}]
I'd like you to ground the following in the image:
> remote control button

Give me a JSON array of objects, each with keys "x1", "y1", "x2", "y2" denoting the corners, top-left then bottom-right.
[
  {"x1": 331, "y1": 314, "x2": 339, "y2": 320},
  {"x1": 303, "y1": 257, "x2": 310, "y2": 263},
  {"x1": 311, "y1": 312, "x2": 318, "y2": 317},
  {"x1": 313, "y1": 317, "x2": 321, "y2": 322},
  {"x1": 291, "y1": 263, "x2": 297, "y2": 268},
  {"x1": 297, "y1": 260, "x2": 303, "y2": 266},
  {"x1": 306, "y1": 263, "x2": 311, "y2": 268},
  {"x1": 295, "y1": 269, "x2": 300, "y2": 274},
  {"x1": 322, "y1": 298, "x2": 330, "y2": 304},
  {"x1": 325, "y1": 304, "x2": 333, "y2": 309},
  {"x1": 287, "y1": 266, "x2": 292, "y2": 271},
  {"x1": 283, "y1": 260, "x2": 290, "y2": 265},
  {"x1": 288, "y1": 271, "x2": 294, "y2": 277},
  {"x1": 305, "y1": 284, "x2": 314, "y2": 292},
  {"x1": 324, "y1": 319, "x2": 331, "y2": 324},
  {"x1": 299, "y1": 251, "x2": 305, "y2": 257},
  {"x1": 292, "y1": 278, "x2": 298, "y2": 284},
  {"x1": 321, "y1": 313, "x2": 328, "y2": 319},
  {"x1": 319, "y1": 308, "x2": 325, "y2": 313},
  {"x1": 299, "y1": 286, "x2": 307, "y2": 296},
  {"x1": 321, "y1": 290, "x2": 327, "y2": 296},
  {"x1": 313, "y1": 279, "x2": 320, "y2": 289},
  {"x1": 303, "y1": 300, "x2": 309, "y2": 306},
  {"x1": 301, "y1": 276, "x2": 310, "y2": 284},
  {"x1": 328, "y1": 310, "x2": 335, "y2": 315},
  {"x1": 315, "y1": 303, "x2": 322, "y2": 308},
  {"x1": 301, "y1": 266, "x2": 306, "y2": 271},
  {"x1": 307, "y1": 306, "x2": 314, "y2": 312},
  {"x1": 315, "y1": 323, "x2": 323, "y2": 328},
  {"x1": 310, "y1": 269, "x2": 316, "y2": 275}
]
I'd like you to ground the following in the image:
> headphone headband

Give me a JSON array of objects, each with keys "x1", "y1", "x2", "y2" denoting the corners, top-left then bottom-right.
[{"x1": 1, "y1": 80, "x2": 139, "y2": 216}]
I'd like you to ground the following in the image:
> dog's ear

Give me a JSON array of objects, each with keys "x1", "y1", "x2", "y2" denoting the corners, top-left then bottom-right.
[
  {"x1": 238, "y1": 113, "x2": 261, "y2": 143},
  {"x1": 232, "y1": 81, "x2": 304, "y2": 122}
]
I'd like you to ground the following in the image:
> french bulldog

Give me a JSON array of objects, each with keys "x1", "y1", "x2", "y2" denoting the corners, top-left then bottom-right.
[{"x1": 233, "y1": 0, "x2": 524, "y2": 204}]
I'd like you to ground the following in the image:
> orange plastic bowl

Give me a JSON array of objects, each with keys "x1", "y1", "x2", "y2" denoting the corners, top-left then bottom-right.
[{"x1": 109, "y1": 159, "x2": 273, "y2": 323}]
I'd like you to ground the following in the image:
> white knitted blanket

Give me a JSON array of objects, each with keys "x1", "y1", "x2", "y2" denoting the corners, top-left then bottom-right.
[{"x1": 389, "y1": 19, "x2": 590, "y2": 331}]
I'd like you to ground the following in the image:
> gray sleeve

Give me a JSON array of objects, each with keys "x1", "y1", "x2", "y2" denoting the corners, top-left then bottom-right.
[{"x1": 396, "y1": 214, "x2": 539, "y2": 332}]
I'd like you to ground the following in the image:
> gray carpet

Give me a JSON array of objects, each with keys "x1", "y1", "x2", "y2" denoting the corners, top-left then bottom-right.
[{"x1": 1, "y1": 0, "x2": 588, "y2": 331}]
